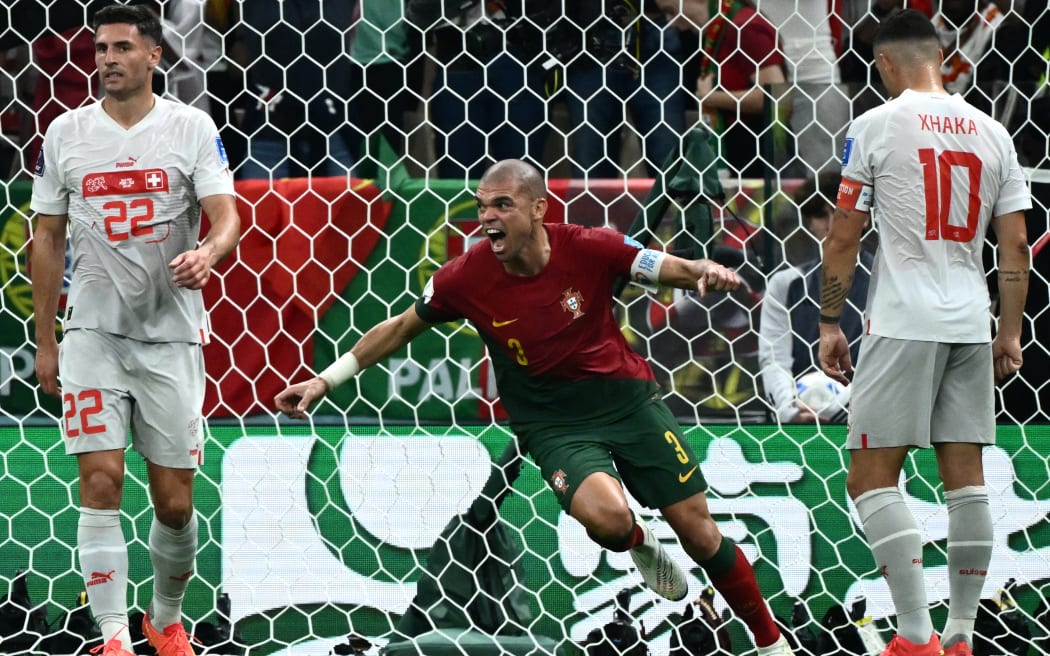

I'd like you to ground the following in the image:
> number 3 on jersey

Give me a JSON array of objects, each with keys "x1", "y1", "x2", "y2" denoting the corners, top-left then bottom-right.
[{"x1": 919, "y1": 148, "x2": 981, "y2": 243}]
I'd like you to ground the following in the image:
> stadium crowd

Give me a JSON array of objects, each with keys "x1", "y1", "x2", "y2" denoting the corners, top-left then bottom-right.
[{"x1": 2, "y1": 0, "x2": 1046, "y2": 424}]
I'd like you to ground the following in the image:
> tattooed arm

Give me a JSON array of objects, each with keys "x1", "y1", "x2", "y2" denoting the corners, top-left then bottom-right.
[
  {"x1": 991, "y1": 211, "x2": 1030, "y2": 381},
  {"x1": 817, "y1": 206, "x2": 868, "y2": 385}
]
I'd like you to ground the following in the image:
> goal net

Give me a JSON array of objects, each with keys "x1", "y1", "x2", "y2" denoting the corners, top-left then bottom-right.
[{"x1": 0, "y1": 2, "x2": 1048, "y2": 655}]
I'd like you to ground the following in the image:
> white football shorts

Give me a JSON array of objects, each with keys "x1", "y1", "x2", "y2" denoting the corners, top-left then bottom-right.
[
  {"x1": 846, "y1": 334, "x2": 994, "y2": 450},
  {"x1": 58, "y1": 328, "x2": 205, "y2": 468}
]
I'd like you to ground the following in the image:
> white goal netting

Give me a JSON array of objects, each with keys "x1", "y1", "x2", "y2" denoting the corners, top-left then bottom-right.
[{"x1": 0, "y1": 1, "x2": 1048, "y2": 655}]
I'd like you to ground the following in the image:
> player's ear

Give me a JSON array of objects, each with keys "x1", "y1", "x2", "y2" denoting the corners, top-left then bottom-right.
[{"x1": 533, "y1": 196, "x2": 547, "y2": 219}]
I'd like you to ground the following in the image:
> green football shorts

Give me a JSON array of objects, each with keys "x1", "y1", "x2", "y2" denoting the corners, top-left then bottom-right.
[{"x1": 519, "y1": 398, "x2": 708, "y2": 512}]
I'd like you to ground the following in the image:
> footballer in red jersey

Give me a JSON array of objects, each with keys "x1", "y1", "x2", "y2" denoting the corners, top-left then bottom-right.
[{"x1": 277, "y1": 160, "x2": 794, "y2": 653}]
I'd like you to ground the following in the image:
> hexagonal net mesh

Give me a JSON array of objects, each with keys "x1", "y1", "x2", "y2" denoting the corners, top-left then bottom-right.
[{"x1": 0, "y1": 2, "x2": 1048, "y2": 655}]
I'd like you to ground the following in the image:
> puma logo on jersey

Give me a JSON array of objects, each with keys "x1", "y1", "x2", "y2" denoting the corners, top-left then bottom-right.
[{"x1": 115, "y1": 155, "x2": 138, "y2": 168}]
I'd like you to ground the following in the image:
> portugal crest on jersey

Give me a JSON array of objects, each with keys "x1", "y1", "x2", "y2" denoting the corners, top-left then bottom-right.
[
  {"x1": 550, "y1": 469, "x2": 570, "y2": 495},
  {"x1": 560, "y1": 288, "x2": 585, "y2": 319}
]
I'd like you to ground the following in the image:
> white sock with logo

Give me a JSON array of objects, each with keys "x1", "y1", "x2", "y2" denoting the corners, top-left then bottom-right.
[
  {"x1": 854, "y1": 487, "x2": 934, "y2": 645},
  {"x1": 148, "y1": 513, "x2": 198, "y2": 628},
  {"x1": 79, "y1": 507, "x2": 133, "y2": 652},
  {"x1": 943, "y1": 485, "x2": 992, "y2": 649}
]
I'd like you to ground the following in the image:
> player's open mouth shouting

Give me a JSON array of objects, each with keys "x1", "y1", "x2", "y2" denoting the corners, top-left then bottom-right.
[{"x1": 485, "y1": 226, "x2": 507, "y2": 254}]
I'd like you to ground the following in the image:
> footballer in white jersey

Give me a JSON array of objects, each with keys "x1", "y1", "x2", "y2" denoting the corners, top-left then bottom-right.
[
  {"x1": 819, "y1": 11, "x2": 1030, "y2": 654},
  {"x1": 31, "y1": 95, "x2": 235, "y2": 344},
  {"x1": 838, "y1": 89, "x2": 1031, "y2": 343}
]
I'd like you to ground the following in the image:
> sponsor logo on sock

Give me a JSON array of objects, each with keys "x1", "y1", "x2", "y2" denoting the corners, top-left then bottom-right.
[
  {"x1": 88, "y1": 570, "x2": 116, "y2": 586},
  {"x1": 958, "y1": 567, "x2": 987, "y2": 575},
  {"x1": 169, "y1": 570, "x2": 193, "y2": 581}
]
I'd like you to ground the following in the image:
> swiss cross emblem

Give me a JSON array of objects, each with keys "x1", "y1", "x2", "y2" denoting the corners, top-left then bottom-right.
[
  {"x1": 145, "y1": 169, "x2": 166, "y2": 190},
  {"x1": 560, "y1": 288, "x2": 585, "y2": 319}
]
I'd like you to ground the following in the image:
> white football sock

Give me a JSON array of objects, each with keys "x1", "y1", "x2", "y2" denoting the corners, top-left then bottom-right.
[
  {"x1": 79, "y1": 507, "x2": 134, "y2": 652},
  {"x1": 148, "y1": 513, "x2": 198, "y2": 628},
  {"x1": 854, "y1": 487, "x2": 934, "y2": 645},
  {"x1": 943, "y1": 485, "x2": 992, "y2": 648}
]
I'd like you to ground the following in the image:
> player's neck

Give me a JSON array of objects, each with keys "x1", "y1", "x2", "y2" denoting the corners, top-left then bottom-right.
[
  {"x1": 101, "y1": 92, "x2": 157, "y2": 130},
  {"x1": 503, "y1": 225, "x2": 551, "y2": 277},
  {"x1": 900, "y1": 68, "x2": 948, "y2": 96}
]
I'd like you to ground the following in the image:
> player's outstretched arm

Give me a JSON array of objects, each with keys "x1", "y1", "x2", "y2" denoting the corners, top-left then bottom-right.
[
  {"x1": 274, "y1": 305, "x2": 433, "y2": 419},
  {"x1": 991, "y1": 210, "x2": 1029, "y2": 381},
  {"x1": 657, "y1": 254, "x2": 741, "y2": 296},
  {"x1": 31, "y1": 213, "x2": 68, "y2": 397},
  {"x1": 170, "y1": 193, "x2": 241, "y2": 290}
]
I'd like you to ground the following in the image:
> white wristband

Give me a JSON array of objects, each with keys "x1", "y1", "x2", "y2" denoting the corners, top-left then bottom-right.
[{"x1": 318, "y1": 352, "x2": 360, "y2": 390}]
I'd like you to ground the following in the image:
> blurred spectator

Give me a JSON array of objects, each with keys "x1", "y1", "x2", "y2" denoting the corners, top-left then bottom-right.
[
  {"x1": 158, "y1": 0, "x2": 211, "y2": 112},
  {"x1": 405, "y1": 0, "x2": 554, "y2": 181},
  {"x1": 347, "y1": 1, "x2": 424, "y2": 174},
  {"x1": 755, "y1": 0, "x2": 850, "y2": 177},
  {"x1": 654, "y1": 0, "x2": 787, "y2": 180},
  {"x1": 238, "y1": 0, "x2": 355, "y2": 179},
  {"x1": 839, "y1": 0, "x2": 934, "y2": 115},
  {"x1": 558, "y1": 4, "x2": 687, "y2": 178},
  {"x1": 1005, "y1": 0, "x2": 1049, "y2": 168},
  {"x1": 936, "y1": 0, "x2": 1005, "y2": 96},
  {"x1": 0, "y1": 0, "x2": 110, "y2": 174},
  {"x1": 758, "y1": 172, "x2": 872, "y2": 423},
  {"x1": 198, "y1": 1, "x2": 246, "y2": 176}
]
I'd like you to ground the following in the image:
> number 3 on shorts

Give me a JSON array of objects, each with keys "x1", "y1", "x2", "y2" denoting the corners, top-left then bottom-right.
[{"x1": 664, "y1": 430, "x2": 689, "y2": 464}]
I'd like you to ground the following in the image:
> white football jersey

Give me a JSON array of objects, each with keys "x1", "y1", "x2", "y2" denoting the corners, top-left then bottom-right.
[
  {"x1": 840, "y1": 89, "x2": 1030, "y2": 343},
  {"x1": 31, "y1": 95, "x2": 235, "y2": 344}
]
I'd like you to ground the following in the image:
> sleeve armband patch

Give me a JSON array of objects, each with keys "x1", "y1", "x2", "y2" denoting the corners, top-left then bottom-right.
[
  {"x1": 630, "y1": 248, "x2": 665, "y2": 285},
  {"x1": 837, "y1": 178, "x2": 873, "y2": 213}
]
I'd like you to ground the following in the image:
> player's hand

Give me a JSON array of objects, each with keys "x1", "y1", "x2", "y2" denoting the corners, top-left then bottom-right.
[
  {"x1": 170, "y1": 245, "x2": 214, "y2": 289},
  {"x1": 792, "y1": 406, "x2": 817, "y2": 423},
  {"x1": 696, "y1": 74, "x2": 714, "y2": 101},
  {"x1": 991, "y1": 333, "x2": 1023, "y2": 381},
  {"x1": 34, "y1": 338, "x2": 61, "y2": 397},
  {"x1": 818, "y1": 324, "x2": 853, "y2": 386},
  {"x1": 696, "y1": 261, "x2": 741, "y2": 296},
  {"x1": 274, "y1": 377, "x2": 330, "y2": 419}
]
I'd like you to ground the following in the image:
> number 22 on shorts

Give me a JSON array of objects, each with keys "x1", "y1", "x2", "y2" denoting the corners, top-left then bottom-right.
[{"x1": 63, "y1": 389, "x2": 107, "y2": 437}]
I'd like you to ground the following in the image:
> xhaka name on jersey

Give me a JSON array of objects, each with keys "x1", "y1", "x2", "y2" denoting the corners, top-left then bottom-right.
[{"x1": 917, "y1": 113, "x2": 978, "y2": 135}]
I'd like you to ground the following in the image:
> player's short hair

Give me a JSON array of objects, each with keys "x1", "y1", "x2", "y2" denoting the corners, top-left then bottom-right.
[
  {"x1": 93, "y1": 4, "x2": 163, "y2": 46},
  {"x1": 482, "y1": 160, "x2": 547, "y2": 201},
  {"x1": 872, "y1": 8, "x2": 939, "y2": 50}
]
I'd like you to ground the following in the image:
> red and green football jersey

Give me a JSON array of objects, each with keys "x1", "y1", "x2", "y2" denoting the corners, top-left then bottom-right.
[{"x1": 415, "y1": 223, "x2": 659, "y2": 430}]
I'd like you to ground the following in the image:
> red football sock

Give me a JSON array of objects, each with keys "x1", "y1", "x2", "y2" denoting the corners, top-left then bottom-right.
[
  {"x1": 706, "y1": 543, "x2": 781, "y2": 647},
  {"x1": 626, "y1": 522, "x2": 645, "y2": 549}
]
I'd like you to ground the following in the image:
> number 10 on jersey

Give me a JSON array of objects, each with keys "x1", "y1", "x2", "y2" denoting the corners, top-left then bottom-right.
[{"x1": 919, "y1": 148, "x2": 981, "y2": 243}]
